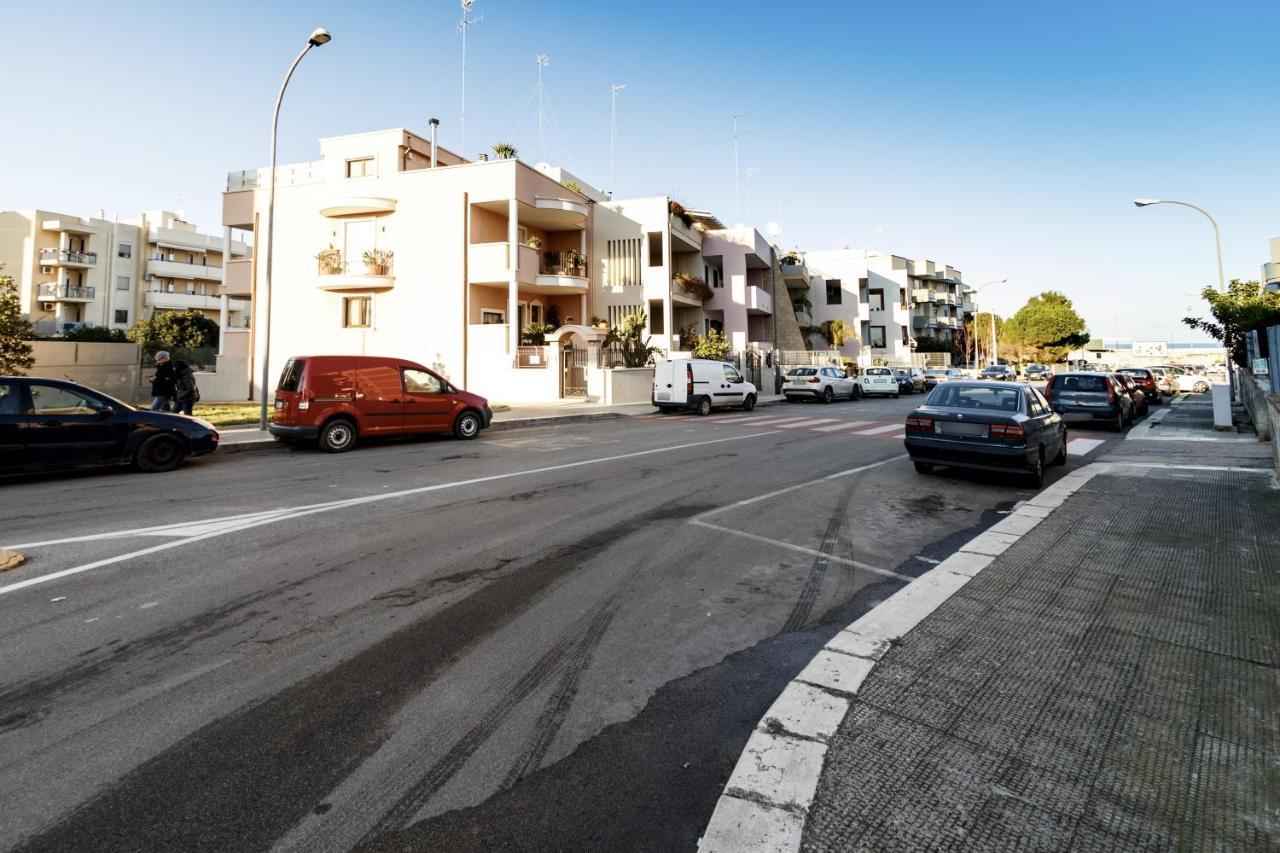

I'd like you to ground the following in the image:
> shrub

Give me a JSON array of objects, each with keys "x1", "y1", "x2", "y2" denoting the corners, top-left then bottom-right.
[{"x1": 692, "y1": 328, "x2": 731, "y2": 360}]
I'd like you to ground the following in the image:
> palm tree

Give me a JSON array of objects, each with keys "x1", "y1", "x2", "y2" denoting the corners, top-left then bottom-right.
[{"x1": 492, "y1": 143, "x2": 517, "y2": 159}]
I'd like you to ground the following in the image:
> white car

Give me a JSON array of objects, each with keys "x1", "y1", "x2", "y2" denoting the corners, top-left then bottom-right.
[
  {"x1": 858, "y1": 366, "x2": 900, "y2": 398},
  {"x1": 783, "y1": 366, "x2": 860, "y2": 403},
  {"x1": 1175, "y1": 373, "x2": 1212, "y2": 394},
  {"x1": 924, "y1": 368, "x2": 964, "y2": 389}
]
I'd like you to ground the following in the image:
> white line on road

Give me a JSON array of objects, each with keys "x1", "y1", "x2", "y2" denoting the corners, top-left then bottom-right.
[
  {"x1": 812, "y1": 421, "x2": 873, "y2": 432},
  {"x1": 693, "y1": 455, "x2": 909, "y2": 522},
  {"x1": 0, "y1": 430, "x2": 782, "y2": 597},
  {"x1": 773, "y1": 418, "x2": 839, "y2": 429},
  {"x1": 689, "y1": 519, "x2": 912, "y2": 582},
  {"x1": 1066, "y1": 438, "x2": 1106, "y2": 456},
  {"x1": 852, "y1": 424, "x2": 903, "y2": 436}
]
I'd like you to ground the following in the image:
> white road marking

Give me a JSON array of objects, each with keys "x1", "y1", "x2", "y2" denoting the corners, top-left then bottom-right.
[
  {"x1": 774, "y1": 418, "x2": 839, "y2": 429},
  {"x1": 1066, "y1": 438, "x2": 1105, "y2": 456},
  {"x1": 0, "y1": 430, "x2": 780, "y2": 597},
  {"x1": 813, "y1": 421, "x2": 872, "y2": 432},
  {"x1": 852, "y1": 423, "x2": 903, "y2": 436},
  {"x1": 914, "y1": 556, "x2": 941, "y2": 564},
  {"x1": 140, "y1": 601, "x2": 159, "y2": 609},
  {"x1": 689, "y1": 519, "x2": 912, "y2": 582},
  {"x1": 694, "y1": 455, "x2": 909, "y2": 522}
]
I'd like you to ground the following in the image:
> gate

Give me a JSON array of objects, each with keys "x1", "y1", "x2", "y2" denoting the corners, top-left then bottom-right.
[{"x1": 560, "y1": 343, "x2": 587, "y2": 397}]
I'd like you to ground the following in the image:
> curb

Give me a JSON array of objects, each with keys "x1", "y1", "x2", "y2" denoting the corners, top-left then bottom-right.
[
  {"x1": 214, "y1": 399, "x2": 790, "y2": 457},
  {"x1": 0, "y1": 548, "x2": 26, "y2": 572},
  {"x1": 697, "y1": 463, "x2": 1108, "y2": 853}
]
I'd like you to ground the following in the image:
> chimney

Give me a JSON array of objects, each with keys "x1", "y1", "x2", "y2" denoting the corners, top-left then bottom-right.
[{"x1": 428, "y1": 118, "x2": 439, "y2": 168}]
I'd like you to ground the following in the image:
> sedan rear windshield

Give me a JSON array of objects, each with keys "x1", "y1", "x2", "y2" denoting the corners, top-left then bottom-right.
[
  {"x1": 788, "y1": 368, "x2": 817, "y2": 376},
  {"x1": 1057, "y1": 375, "x2": 1108, "y2": 392},
  {"x1": 278, "y1": 359, "x2": 306, "y2": 392},
  {"x1": 1117, "y1": 369, "x2": 1150, "y2": 378},
  {"x1": 866, "y1": 368, "x2": 892, "y2": 376},
  {"x1": 927, "y1": 384, "x2": 1022, "y2": 412}
]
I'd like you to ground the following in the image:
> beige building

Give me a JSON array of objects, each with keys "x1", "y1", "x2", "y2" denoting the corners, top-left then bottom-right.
[
  {"x1": 0, "y1": 208, "x2": 249, "y2": 337},
  {"x1": 1263, "y1": 236, "x2": 1279, "y2": 293}
]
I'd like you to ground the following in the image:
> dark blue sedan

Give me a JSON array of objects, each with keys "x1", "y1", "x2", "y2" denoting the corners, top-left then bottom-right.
[{"x1": 903, "y1": 381, "x2": 1067, "y2": 487}]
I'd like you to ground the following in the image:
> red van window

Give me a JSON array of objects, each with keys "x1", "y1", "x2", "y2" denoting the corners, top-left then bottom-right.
[{"x1": 278, "y1": 359, "x2": 305, "y2": 391}]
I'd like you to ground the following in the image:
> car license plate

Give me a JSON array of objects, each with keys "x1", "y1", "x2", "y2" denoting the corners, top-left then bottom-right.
[{"x1": 936, "y1": 421, "x2": 987, "y2": 436}]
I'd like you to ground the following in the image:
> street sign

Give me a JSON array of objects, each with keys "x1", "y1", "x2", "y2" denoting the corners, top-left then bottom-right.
[{"x1": 1253, "y1": 357, "x2": 1270, "y2": 376}]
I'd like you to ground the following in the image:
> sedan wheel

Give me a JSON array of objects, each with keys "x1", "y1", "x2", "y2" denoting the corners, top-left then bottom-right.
[
  {"x1": 134, "y1": 433, "x2": 187, "y2": 473},
  {"x1": 913, "y1": 460, "x2": 934, "y2": 474},
  {"x1": 1111, "y1": 412, "x2": 1125, "y2": 433},
  {"x1": 1054, "y1": 431, "x2": 1068, "y2": 466},
  {"x1": 1194, "y1": 381, "x2": 1210, "y2": 394},
  {"x1": 822, "y1": 386, "x2": 834, "y2": 404},
  {"x1": 1025, "y1": 452, "x2": 1045, "y2": 488}
]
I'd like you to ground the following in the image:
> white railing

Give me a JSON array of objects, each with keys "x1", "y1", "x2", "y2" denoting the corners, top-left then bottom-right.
[{"x1": 226, "y1": 160, "x2": 325, "y2": 191}]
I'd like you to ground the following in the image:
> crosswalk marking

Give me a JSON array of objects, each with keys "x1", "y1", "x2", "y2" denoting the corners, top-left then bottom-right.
[
  {"x1": 1066, "y1": 437, "x2": 1105, "y2": 456},
  {"x1": 852, "y1": 423, "x2": 904, "y2": 436},
  {"x1": 813, "y1": 420, "x2": 872, "y2": 432},
  {"x1": 774, "y1": 418, "x2": 839, "y2": 429}
]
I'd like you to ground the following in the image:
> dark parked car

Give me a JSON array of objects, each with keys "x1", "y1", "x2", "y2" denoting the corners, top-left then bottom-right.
[
  {"x1": 1044, "y1": 372, "x2": 1133, "y2": 431},
  {"x1": 979, "y1": 364, "x2": 1018, "y2": 381},
  {"x1": 1116, "y1": 367, "x2": 1162, "y2": 406},
  {"x1": 904, "y1": 381, "x2": 1067, "y2": 487},
  {"x1": 893, "y1": 367, "x2": 926, "y2": 394},
  {"x1": 0, "y1": 376, "x2": 219, "y2": 476},
  {"x1": 1022, "y1": 364, "x2": 1051, "y2": 382},
  {"x1": 1111, "y1": 373, "x2": 1148, "y2": 417}
]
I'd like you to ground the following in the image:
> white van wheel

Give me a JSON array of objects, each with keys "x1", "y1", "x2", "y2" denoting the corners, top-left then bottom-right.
[
  {"x1": 742, "y1": 394, "x2": 756, "y2": 412},
  {"x1": 696, "y1": 396, "x2": 712, "y2": 416}
]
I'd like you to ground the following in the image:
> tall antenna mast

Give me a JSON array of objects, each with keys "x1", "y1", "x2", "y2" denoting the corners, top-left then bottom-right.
[
  {"x1": 732, "y1": 112, "x2": 749, "y2": 223},
  {"x1": 744, "y1": 167, "x2": 758, "y2": 223},
  {"x1": 459, "y1": 0, "x2": 482, "y2": 157},
  {"x1": 609, "y1": 83, "x2": 626, "y2": 194},
  {"x1": 536, "y1": 53, "x2": 550, "y2": 160}
]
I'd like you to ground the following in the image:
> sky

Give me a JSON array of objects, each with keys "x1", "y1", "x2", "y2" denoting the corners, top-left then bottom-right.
[{"x1": 3, "y1": 0, "x2": 1277, "y2": 342}]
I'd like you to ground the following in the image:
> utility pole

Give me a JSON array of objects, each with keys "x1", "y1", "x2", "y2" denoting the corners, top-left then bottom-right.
[
  {"x1": 536, "y1": 54, "x2": 550, "y2": 160},
  {"x1": 609, "y1": 83, "x2": 625, "y2": 194},
  {"x1": 459, "y1": 0, "x2": 482, "y2": 157},
  {"x1": 732, "y1": 112, "x2": 748, "y2": 223}
]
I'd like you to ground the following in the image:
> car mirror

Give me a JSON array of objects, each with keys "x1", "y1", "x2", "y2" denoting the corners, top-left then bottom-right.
[{"x1": 95, "y1": 405, "x2": 115, "y2": 419}]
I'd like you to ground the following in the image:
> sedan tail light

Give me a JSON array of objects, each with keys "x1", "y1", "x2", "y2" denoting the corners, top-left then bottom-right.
[
  {"x1": 988, "y1": 422, "x2": 1026, "y2": 440},
  {"x1": 810, "y1": 377, "x2": 821, "y2": 383},
  {"x1": 1044, "y1": 375, "x2": 1056, "y2": 393},
  {"x1": 906, "y1": 416, "x2": 933, "y2": 432},
  {"x1": 1106, "y1": 378, "x2": 1117, "y2": 404}
]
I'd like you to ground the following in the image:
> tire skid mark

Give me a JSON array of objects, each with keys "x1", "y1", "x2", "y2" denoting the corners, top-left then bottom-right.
[
  {"x1": 781, "y1": 477, "x2": 858, "y2": 633},
  {"x1": 364, "y1": 603, "x2": 619, "y2": 839}
]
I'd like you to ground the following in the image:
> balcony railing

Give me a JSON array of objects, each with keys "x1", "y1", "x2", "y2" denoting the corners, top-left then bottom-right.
[
  {"x1": 40, "y1": 248, "x2": 97, "y2": 266},
  {"x1": 316, "y1": 257, "x2": 395, "y2": 277},
  {"x1": 32, "y1": 319, "x2": 95, "y2": 336},
  {"x1": 38, "y1": 283, "x2": 95, "y2": 300},
  {"x1": 516, "y1": 346, "x2": 549, "y2": 368},
  {"x1": 538, "y1": 250, "x2": 586, "y2": 277}
]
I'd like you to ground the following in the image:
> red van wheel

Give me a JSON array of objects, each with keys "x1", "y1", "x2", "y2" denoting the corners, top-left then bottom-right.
[
  {"x1": 453, "y1": 410, "x2": 482, "y2": 440},
  {"x1": 319, "y1": 418, "x2": 357, "y2": 453}
]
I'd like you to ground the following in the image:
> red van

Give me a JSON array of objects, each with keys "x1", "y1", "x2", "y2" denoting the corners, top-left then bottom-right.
[{"x1": 268, "y1": 355, "x2": 492, "y2": 452}]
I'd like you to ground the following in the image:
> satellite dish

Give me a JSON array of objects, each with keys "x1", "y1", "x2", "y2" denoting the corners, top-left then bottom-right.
[{"x1": 765, "y1": 221, "x2": 782, "y2": 238}]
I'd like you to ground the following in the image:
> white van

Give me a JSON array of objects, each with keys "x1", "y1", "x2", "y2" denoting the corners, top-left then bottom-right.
[{"x1": 652, "y1": 358, "x2": 758, "y2": 415}]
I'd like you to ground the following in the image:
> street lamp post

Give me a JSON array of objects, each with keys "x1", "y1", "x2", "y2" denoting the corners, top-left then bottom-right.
[
  {"x1": 259, "y1": 28, "x2": 331, "y2": 431},
  {"x1": 1133, "y1": 198, "x2": 1232, "y2": 397},
  {"x1": 970, "y1": 279, "x2": 1006, "y2": 371}
]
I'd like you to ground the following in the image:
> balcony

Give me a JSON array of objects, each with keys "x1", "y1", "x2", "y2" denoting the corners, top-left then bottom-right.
[
  {"x1": 319, "y1": 196, "x2": 397, "y2": 218},
  {"x1": 781, "y1": 259, "x2": 810, "y2": 290},
  {"x1": 316, "y1": 255, "x2": 396, "y2": 292},
  {"x1": 911, "y1": 288, "x2": 934, "y2": 303},
  {"x1": 536, "y1": 249, "x2": 588, "y2": 291},
  {"x1": 32, "y1": 319, "x2": 94, "y2": 336},
  {"x1": 468, "y1": 242, "x2": 587, "y2": 293},
  {"x1": 145, "y1": 291, "x2": 224, "y2": 311},
  {"x1": 224, "y1": 258, "x2": 252, "y2": 296},
  {"x1": 40, "y1": 248, "x2": 97, "y2": 267},
  {"x1": 672, "y1": 274, "x2": 712, "y2": 307},
  {"x1": 1264, "y1": 261, "x2": 1280, "y2": 292},
  {"x1": 670, "y1": 214, "x2": 703, "y2": 253},
  {"x1": 147, "y1": 257, "x2": 224, "y2": 282},
  {"x1": 746, "y1": 284, "x2": 773, "y2": 316},
  {"x1": 38, "y1": 283, "x2": 95, "y2": 302},
  {"x1": 151, "y1": 226, "x2": 248, "y2": 256}
]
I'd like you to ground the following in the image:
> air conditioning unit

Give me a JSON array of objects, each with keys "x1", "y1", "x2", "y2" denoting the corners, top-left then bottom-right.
[
  {"x1": 40, "y1": 266, "x2": 53, "y2": 275},
  {"x1": 41, "y1": 302, "x2": 57, "y2": 311},
  {"x1": 144, "y1": 274, "x2": 154, "y2": 282}
]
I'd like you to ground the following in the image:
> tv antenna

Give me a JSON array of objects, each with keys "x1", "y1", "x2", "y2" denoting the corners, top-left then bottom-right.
[
  {"x1": 744, "y1": 167, "x2": 759, "y2": 223},
  {"x1": 459, "y1": 0, "x2": 483, "y2": 157},
  {"x1": 609, "y1": 83, "x2": 626, "y2": 193},
  {"x1": 732, "y1": 112, "x2": 749, "y2": 222},
  {"x1": 536, "y1": 54, "x2": 550, "y2": 159}
]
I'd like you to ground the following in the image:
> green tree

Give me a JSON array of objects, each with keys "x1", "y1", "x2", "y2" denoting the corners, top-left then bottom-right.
[
  {"x1": 818, "y1": 319, "x2": 854, "y2": 349},
  {"x1": 691, "y1": 327, "x2": 732, "y2": 360},
  {"x1": 1183, "y1": 279, "x2": 1280, "y2": 367},
  {"x1": 1002, "y1": 291, "x2": 1089, "y2": 363},
  {"x1": 63, "y1": 326, "x2": 128, "y2": 343},
  {"x1": 127, "y1": 309, "x2": 219, "y2": 350},
  {"x1": 603, "y1": 310, "x2": 664, "y2": 367},
  {"x1": 0, "y1": 265, "x2": 36, "y2": 374}
]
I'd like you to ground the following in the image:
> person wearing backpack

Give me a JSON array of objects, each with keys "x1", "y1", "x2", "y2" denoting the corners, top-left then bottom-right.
[{"x1": 172, "y1": 360, "x2": 200, "y2": 416}]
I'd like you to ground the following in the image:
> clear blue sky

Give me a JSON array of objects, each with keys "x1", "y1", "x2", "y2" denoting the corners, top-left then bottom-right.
[{"x1": 4, "y1": 0, "x2": 1277, "y2": 341}]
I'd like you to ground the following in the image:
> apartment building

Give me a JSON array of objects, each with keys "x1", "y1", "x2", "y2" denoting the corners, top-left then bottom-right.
[
  {"x1": 0, "y1": 208, "x2": 249, "y2": 337},
  {"x1": 1263, "y1": 236, "x2": 1279, "y2": 293},
  {"x1": 907, "y1": 258, "x2": 973, "y2": 350}
]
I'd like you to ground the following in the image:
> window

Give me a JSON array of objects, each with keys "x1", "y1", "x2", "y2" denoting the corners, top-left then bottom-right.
[
  {"x1": 28, "y1": 384, "x2": 104, "y2": 416},
  {"x1": 403, "y1": 368, "x2": 443, "y2": 394},
  {"x1": 529, "y1": 301, "x2": 543, "y2": 325},
  {"x1": 342, "y1": 296, "x2": 372, "y2": 328},
  {"x1": 519, "y1": 226, "x2": 530, "y2": 244},
  {"x1": 648, "y1": 301, "x2": 664, "y2": 334},
  {"x1": 114, "y1": 309, "x2": 129, "y2": 324},
  {"x1": 712, "y1": 267, "x2": 723, "y2": 288},
  {"x1": 722, "y1": 364, "x2": 743, "y2": 384},
  {"x1": 869, "y1": 326, "x2": 886, "y2": 348},
  {"x1": 868, "y1": 288, "x2": 885, "y2": 311},
  {"x1": 117, "y1": 243, "x2": 132, "y2": 259},
  {"x1": 825, "y1": 279, "x2": 842, "y2": 305},
  {"x1": 344, "y1": 219, "x2": 375, "y2": 272},
  {"x1": 116, "y1": 276, "x2": 130, "y2": 291},
  {"x1": 928, "y1": 384, "x2": 1022, "y2": 412},
  {"x1": 481, "y1": 310, "x2": 505, "y2": 324},
  {"x1": 0, "y1": 382, "x2": 21, "y2": 416},
  {"x1": 647, "y1": 232, "x2": 663, "y2": 266},
  {"x1": 346, "y1": 157, "x2": 374, "y2": 178},
  {"x1": 278, "y1": 359, "x2": 306, "y2": 391}
]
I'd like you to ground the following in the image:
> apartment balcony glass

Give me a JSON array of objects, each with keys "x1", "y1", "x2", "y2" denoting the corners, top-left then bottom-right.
[
  {"x1": 38, "y1": 283, "x2": 95, "y2": 302},
  {"x1": 147, "y1": 257, "x2": 224, "y2": 282},
  {"x1": 40, "y1": 248, "x2": 97, "y2": 267}
]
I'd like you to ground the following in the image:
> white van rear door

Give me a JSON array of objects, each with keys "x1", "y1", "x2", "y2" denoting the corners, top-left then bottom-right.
[{"x1": 653, "y1": 361, "x2": 679, "y2": 404}]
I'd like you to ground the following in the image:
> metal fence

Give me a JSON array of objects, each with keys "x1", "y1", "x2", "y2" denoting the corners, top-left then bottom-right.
[{"x1": 139, "y1": 346, "x2": 218, "y2": 372}]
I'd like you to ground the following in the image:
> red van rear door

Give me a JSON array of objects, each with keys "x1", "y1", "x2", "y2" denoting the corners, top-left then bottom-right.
[{"x1": 356, "y1": 363, "x2": 404, "y2": 434}]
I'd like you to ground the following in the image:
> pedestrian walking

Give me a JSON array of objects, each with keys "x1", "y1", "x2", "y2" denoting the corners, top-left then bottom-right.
[
  {"x1": 148, "y1": 351, "x2": 176, "y2": 412},
  {"x1": 172, "y1": 359, "x2": 200, "y2": 416}
]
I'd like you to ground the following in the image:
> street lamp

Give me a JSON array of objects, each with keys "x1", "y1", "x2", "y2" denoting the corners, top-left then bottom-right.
[
  {"x1": 970, "y1": 279, "x2": 1006, "y2": 371},
  {"x1": 259, "y1": 28, "x2": 332, "y2": 430},
  {"x1": 1133, "y1": 197, "x2": 1231, "y2": 397}
]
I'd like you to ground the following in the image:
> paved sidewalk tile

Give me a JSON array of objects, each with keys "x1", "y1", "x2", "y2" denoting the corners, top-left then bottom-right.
[{"x1": 801, "y1": 466, "x2": 1280, "y2": 851}]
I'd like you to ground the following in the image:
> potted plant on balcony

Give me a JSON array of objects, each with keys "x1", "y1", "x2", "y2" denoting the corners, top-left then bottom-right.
[
  {"x1": 492, "y1": 143, "x2": 517, "y2": 159},
  {"x1": 315, "y1": 245, "x2": 343, "y2": 274},
  {"x1": 362, "y1": 248, "x2": 394, "y2": 276},
  {"x1": 565, "y1": 249, "x2": 586, "y2": 275},
  {"x1": 563, "y1": 179, "x2": 582, "y2": 194},
  {"x1": 525, "y1": 235, "x2": 543, "y2": 250},
  {"x1": 590, "y1": 315, "x2": 609, "y2": 332},
  {"x1": 668, "y1": 199, "x2": 695, "y2": 228},
  {"x1": 780, "y1": 251, "x2": 801, "y2": 266},
  {"x1": 673, "y1": 272, "x2": 713, "y2": 302}
]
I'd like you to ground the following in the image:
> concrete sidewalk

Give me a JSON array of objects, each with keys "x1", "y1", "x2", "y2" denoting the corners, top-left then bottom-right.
[
  {"x1": 216, "y1": 394, "x2": 788, "y2": 453},
  {"x1": 703, "y1": 418, "x2": 1278, "y2": 851}
]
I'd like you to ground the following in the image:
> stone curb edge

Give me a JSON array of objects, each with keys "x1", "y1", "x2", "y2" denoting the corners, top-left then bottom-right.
[
  {"x1": 214, "y1": 398, "x2": 790, "y2": 456},
  {"x1": 696, "y1": 462, "x2": 1110, "y2": 853}
]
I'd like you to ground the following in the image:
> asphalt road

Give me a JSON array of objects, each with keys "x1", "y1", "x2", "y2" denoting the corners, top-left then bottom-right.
[{"x1": 0, "y1": 391, "x2": 1125, "y2": 852}]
